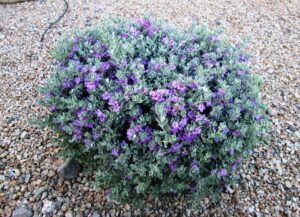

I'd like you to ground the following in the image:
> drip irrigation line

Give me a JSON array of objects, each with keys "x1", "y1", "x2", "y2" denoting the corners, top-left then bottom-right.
[{"x1": 40, "y1": 0, "x2": 69, "y2": 42}]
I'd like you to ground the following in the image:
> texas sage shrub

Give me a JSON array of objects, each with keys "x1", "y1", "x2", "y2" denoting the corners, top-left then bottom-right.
[{"x1": 39, "y1": 17, "x2": 268, "y2": 206}]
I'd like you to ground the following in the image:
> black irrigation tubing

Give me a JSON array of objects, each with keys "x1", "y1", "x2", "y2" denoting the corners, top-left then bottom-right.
[{"x1": 40, "y1": 0, "x2": 69, "y2": 42}]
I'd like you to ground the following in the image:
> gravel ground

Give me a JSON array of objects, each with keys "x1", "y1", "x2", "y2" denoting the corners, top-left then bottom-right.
[{"x1": 0, "y1": 0, "x2": 300, "y2": 216}]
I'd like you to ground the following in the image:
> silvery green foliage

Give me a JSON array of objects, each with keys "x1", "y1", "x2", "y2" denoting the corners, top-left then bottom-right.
[{"x1": 39, "y1": 17, "x2": 268, "y2": 207}]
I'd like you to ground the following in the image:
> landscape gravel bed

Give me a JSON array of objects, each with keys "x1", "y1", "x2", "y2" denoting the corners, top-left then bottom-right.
[{"x1": 0, "y1": 0, "x2": 299, "y2": 216}]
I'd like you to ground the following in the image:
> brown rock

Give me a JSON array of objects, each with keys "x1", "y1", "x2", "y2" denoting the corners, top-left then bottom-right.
[{"x1": 57, "y1": 158, "x2": 81, "y2": 180}]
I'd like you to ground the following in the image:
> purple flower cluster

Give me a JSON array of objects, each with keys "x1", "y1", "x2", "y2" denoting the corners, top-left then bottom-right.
[
  {"x1": 149, "y1": 89, "x2": 170, "y2": 102},
  {"x1": 127, "y1": 125, "x2": 153, "y2": 145},
  {"x1": 58, "y1": 37, "x2": 119, "y2": 99},
  {"x1": 102, "y1": 92, "x2": 120, "y2": 112},
  {"x1": 137, "y1": 18, "x2": 157, "y2": 37},
  {"x1": 41, "y1": 18, "x2": 268, "y2": 203},
  {"x1": 95, "y1": 109, "x2": 107, "y2": 123}
]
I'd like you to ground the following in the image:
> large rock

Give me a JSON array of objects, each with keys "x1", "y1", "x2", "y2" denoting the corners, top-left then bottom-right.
[
  {"x1": 57, "y1": 158, "x2": 81, "y2": 179},
  {"x1": 0, "y1": 0, "x2": 32, "y2": 3},
  {"x1": 12, "y1": 206, "x2": 33, "y2": 217},
  {"x1": 41, "y1": 200, "x2": 56, "y2": 214},
  {"x1": 33, "y1": 187, "x2": 47, "y2": 200},
  {"x1": 267, "y1": 107, "x2": 278, "y2": 116}
]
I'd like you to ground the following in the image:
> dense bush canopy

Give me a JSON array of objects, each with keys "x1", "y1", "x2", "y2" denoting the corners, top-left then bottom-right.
[{"x1": 39, "y1": 17, "x2": 268, "y2": 206}]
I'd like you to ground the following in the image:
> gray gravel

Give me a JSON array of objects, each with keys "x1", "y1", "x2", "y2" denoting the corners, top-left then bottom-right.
[{"x1": 1, "y1": 0, "x2": 300, "y2": 216}]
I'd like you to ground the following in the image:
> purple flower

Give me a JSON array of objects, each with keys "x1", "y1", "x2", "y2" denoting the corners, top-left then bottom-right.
[
  {"x1": 50, "y1": 105, "x2": 57, "y2": 112},
  {"x1": 226, "y1": 185, "x2": 234, "y2": 194},
  {"x1": 104, "y1": 189, "x2": 111, "y2": 197},
  {"x1": 134, "y1": 124, "x2": 143, "y2": 132},
  {"x1": 117, "y1": 79, "x2": 126, "y2": 86},
  {"x1": 92, "y1": 130, "x2": 100, "y2": 140},
  {"x1": 168, "y1": 160, "x2": 177, "y2": 173},
  {"x1": 170, "y1": 122, "x2": 180, "y2": 134},
  {"x1": 169, "y1": 96, "x2": 180, "y2": 102},
  {"x1": 146, "y1": 27, "x2": 156, "y2": 37},
  {"x1": 239, "y1": 54, "x2": 248, "y2": 62},
  {"x1": 87, "y1": 36, "x2": 94, "y2": 45},
  {"x1": 94, "y1": 51, "x2": 101, "y2": 58},
  {"x1": 73, "y1": 127, "x2": 82, "y2": 139},
  {"x1": 84, "y1": 122, "x2": 93, "y2": 128},
  {"x1": 126, "y1": 174, "x2": 133, "y2": 180},
  {"x1": 73, "y1": 37, "x2": 80, "y2": 43},
  {"x1": 198, "y1": 103, "x2": 206, "y2": 112},
  {"x1": 211, "y1": 169, "x2": 218, "y2": 175},
  {"x1": 192, "y1": 127, "x2": 201, "y2": 136},
  {"x1": 91, "y1": 66, "x2": 97, "y2": 73},
  {"x1": 230, "y1": 148, "x2": 235, "y2": 155},
  {"x1": 127, "y1": 128, "x2": 135, "y2": 140},
  {"x1": 149, "y1": 143, "x2": 159, "y2": 152},
  {"x1": 101, "y1": 44, "x2": 108, "y2": 50},
  {"x1": 179, "y1": 118, "x2": 188, "y2": 130},
  {"x1": 218, "y1": 88, "x2": 225, "y2": 96},
  {"x1": 127, "y1": 74, "x2": 138, "y2": 85},
  {"x1": 223, "y1": 127, "x2": 229, "y2": 134},
  {"x1": 84, "y1": 139, "x2": 92, "y2": 148},
  {"x1": 169, "y1": 64, "x2": 176, "y2": 71},
  {"x1": 153, "y1": 63, "x2": 161, "y2": 71},
  {"x1": 84, "y1": 73, "x2": 100, "y2": 91},
  {"x1": 68, "y1": 52, "x2": 74, "y2": 59},
  {"x1": 187, "y1": 110, "x2": 195, "y2": 120},
  {"x1": 187, "y1": 47, "x2": 193, "y2": 53},
  {"x1": 182, "y1": 127, "x2": 202, "y2": 143},
  {"x1": 138, "y1": 18, "x2": 152, "y2": 29},
  {"x1": 205, "y1": 60, "x2": 214, "y2": 68},
  {"x1": 207, "y1": 34, "x2": 219, "y2": 41},
  {"x1": 140, "y1": 126, "x2": 153, "y2": 144},
  {"x1": 44, "y1": 92, "x2": 54, "y2": 97},
  {"x1": 191, "y1": 160, "x2": 199, "y2": 172},
  {"x1": 129, "y1": 26, "x2": 139, "y2": 38},
  {"x1": 85, "y1": 81, "x2": 97, "y2": 91},
  {"x1": 189, "y1": 81, "x2": 198, "y2": 89},
  {"x1": 170, "y1": 81, "x2": 187, "y2": 93},
  {"x1": 232, "y1": 130, "x2": 241, "y2": 137},
  {"x1": 162, "y1": 36, "x2": 175, "y2": 48},
  {"x1": 249, "y1": 97, "x2": 256, "y2": 106},
  {"x1": 169, "y1": 143, "x2": 182, "y2": 153},
  {"x1": 218, "y1": 168, "x2": 228, "y2": 177},
  {"x1": 232, "y1": 161, "x2": 238, "y2": 171},
  {"x1": 239, "y1": 105, "x2": 245, "y2": 112},
  {"x1": 62, "y1": 78, "x2": 74, "y2": 89},
  {"x1": 121, "y1": 58, "x2": 128, "y2": 66},
  {"x1": 111, "y1": 148, "x2": 119, "y2": 157},
  {"x1": 102, "y1": 92, "x2": 112, "y2": 100},
  {"x1": 101, "y1": 62, "x2": 110, "y2": 71},
  {"x1": 72, "y1": 45, "x2": 79, "y2": 52},
  {"x1": 74, "y1": 76, "x2": 81, "y2": 85},
  {"x1": 120, "y1": 33, "x2": 129, "y2": 39},
  {"x1": 149, "y1": 89, "x2": 169, "y2": 102},
  {"x1": 206, "y1": 101, "x2": 212, "y2": 107},
  {"x1": 108, "y1": 98, "x2": 120, "y2": 112},
  {"x1": 255, "y1": 114, "x2": 264, "y2": 122},
  {"x1": 195, "y1": 115, "x2": 209, "y2": 126},
  {"x1": 77, "y1": 108, "x2": 87, "y2": 119},
  {"x1": 95, "y1": 109, "x2": 106, "y2": 123},
  {"x1": 237, "y1": 69, "x2": 245, "y2": 76},
  {"x1": 120, "y1": 140, "x2": 127, "y2": 148},
  {"x1": 101, "y1": 51, "x2": 110, "y2": 59},
  {"x1": 181, "y1": 149, "x2": 189, "y2": 156},
  {"x1": 82, "y1": 66, "x2": 89, "y2": 74}
]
